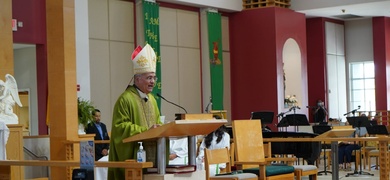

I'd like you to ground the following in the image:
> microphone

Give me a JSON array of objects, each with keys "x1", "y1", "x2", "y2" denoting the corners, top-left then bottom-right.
[
  {"x1": 277, "y1": 113, "x2": 284, "y2": 117},
  {"x1": 205, "y1": 96, "x2": 212, "y2": 113},
  {"x1": 157, "y1": 93, "x2": 188, "y2": 113}
]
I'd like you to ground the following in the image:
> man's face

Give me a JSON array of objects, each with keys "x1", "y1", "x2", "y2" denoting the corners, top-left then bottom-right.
[
  {"x1": 93, "y1": 112, "x2": 101, "y2": 123},
  {"x1": 135, "y1": 72, "x2": 157, "y2": 94}
]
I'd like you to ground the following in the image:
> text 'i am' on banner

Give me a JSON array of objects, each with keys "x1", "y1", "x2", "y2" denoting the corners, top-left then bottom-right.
[{"x1": 143, "y1": 0, "x2": 161, "y2": 109}]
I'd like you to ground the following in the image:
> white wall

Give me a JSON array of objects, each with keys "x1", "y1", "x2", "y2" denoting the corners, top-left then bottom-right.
[
  {"x1": 345, "y1": 19, "x2": 373, "y2": 63},
  {"x1": 159, "y1": 7, "x2": 201, "y2": 121},
  {"x1": 344, "y1": 19, "x2": 374, "y2": 112},
  {"x1": 14, "y1": 47, "x2": 39, "y2": 135},
  {"x1": 326, "y1": 22, "x2": 347, "y2": 120},
  {"x1": 75, "y1": 0, "x2": 91, "y2": 101},
  {"x1": 88, "y1": 0, "x2": 135, "y2": 130},
  {"x1": 283, "y1": 38, "x2": 303, "y2": 108}
]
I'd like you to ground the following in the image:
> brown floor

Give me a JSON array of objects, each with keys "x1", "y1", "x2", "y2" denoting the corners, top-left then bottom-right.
[{"x1": 301, "y1": 157, "x2": 380, "y2": 180}]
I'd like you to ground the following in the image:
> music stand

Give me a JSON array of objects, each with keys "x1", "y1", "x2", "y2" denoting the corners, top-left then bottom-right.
[
  {"x1": 345, "y1": 116, "x2": 374, "y2": 177},
  {"x1": 346, "y1": 116, "x2": 371, "y2": 128},
  {"x1": 366, "y1": 125, "x2": 389, "y2": 135},
  {"x1": 312, "y1": 125, "x2": 332, "y2": 175},
  {"x1": 285, "y1": 114, "x2": 310, "y2": 126},
  {"x1": 277, "y1": 116, "x2": 289, "y2": 127},
  {"x1": 251, "y1": 111, "x2": 274, "y2": 132},
  {"x1": 285, "y1": 114, "x2": 309, "y2": 132}
]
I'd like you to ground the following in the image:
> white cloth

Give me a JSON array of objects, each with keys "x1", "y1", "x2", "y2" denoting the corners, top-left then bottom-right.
[
  {"x1": 0, "y1": 121, "x2": 10, "y2": 160},
  {"x1": 169, "y1": 137, "x2": 188, "y2": 165},
  {"x1": 197, "y1": 132, "x2": 230, "y2": 175},
  {"x1": 94, "y1": 155, "x2": 108, "y2": 180}
]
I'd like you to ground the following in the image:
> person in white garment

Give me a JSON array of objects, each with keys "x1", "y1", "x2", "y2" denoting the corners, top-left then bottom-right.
[
  {"x1": 197, "y1": 125, "x2": 230, "y2": 175},
  {"x1": 169, "y1": 137, "x2": 188, "y2": 165}
]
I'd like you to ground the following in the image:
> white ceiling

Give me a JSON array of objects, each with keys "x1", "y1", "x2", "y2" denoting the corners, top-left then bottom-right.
[
  {"x1": 160, "y1": 0, "x2": 390, "y2": 21},
  {"x1": 290, "y1": 0, "x2": 390, "y2": 20}
]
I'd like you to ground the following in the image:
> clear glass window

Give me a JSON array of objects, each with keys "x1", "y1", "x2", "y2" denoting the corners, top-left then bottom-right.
[{"x1": 349, "y1": 61, "x2": 375, "y2": 111}]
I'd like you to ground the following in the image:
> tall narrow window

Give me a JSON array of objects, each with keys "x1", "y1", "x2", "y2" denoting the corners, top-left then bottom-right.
[{"x1": 349, "y1": 61, "x2": 375, "y2": 111}]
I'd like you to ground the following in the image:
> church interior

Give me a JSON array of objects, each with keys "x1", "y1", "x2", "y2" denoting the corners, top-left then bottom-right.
[{"x1": 1, "y1": 0, "x2": 390, "y2": 179}]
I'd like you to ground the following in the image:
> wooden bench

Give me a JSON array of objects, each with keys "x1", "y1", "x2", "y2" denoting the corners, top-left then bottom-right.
[{"x1": 0, "y1": 160, "x2": 152, "y2": 180}]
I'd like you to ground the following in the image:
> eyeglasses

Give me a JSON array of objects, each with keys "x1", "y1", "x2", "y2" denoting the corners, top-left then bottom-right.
[{"x1": 144, "y1": 76, "x2": 158, "y2": 82}]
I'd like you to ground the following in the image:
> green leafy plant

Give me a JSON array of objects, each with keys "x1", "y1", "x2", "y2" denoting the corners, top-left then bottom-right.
[{"x1": 77, "y1": 97, "x2": 95, "y2": 127}]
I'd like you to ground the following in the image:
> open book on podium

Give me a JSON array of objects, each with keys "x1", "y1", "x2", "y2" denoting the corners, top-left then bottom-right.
[
  {"x1": 175, "y1": 113, "x2": 213, "y2": 120},
  {"x1": 315, "y1": 128, "x2": 355, "y2": 139},
  {"x1": 123, "y1": 116, "x2": 227, "y2": 142}
]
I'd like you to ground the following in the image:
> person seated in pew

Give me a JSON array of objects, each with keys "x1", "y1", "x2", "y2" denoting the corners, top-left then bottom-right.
[
  {"x1": 338, "y1": 121, "x2": 362, "y2": 171},
  {"x1": 197, "y1": 125, "x2": 230, "y2": 175},
  {"x1": 370, "y1": 113, "x2": 379, "y2": 126},
  {"x1": 169, "y1": 137, "x2": 188, "y2": 165}
]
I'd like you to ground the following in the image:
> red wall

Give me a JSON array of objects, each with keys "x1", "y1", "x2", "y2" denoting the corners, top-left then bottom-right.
[
  {"x1": 373, "y1": 17, "x2": 390, "y2": 111},
  {"x1": 230, "y1": 7, "x2": 307, "y2": 131},
  {"x1": 306, "y1": 18, "x2": 327, "y2": 113},
  {"x1": 306, "y1": 18, "x2": 344, "y2": 122},
  {"x1": 12, "y1": 0, "x2": 48, "y2": 134},
  {"x1": 12, "y1": 0, "x2": 46, "y2": 44}
]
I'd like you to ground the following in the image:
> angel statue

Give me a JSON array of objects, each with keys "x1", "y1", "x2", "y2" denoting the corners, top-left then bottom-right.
[{"x1": 0, "y1": 74, "x2": 22, "y2": 124}]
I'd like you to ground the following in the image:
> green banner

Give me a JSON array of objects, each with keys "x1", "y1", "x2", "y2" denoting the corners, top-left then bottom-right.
[
  {"x1": 207, "y1": 12, "x2": 224, "y2": 110},
  {"x1": 143, "y1": 1, "x2": 161, "y2": 109}
]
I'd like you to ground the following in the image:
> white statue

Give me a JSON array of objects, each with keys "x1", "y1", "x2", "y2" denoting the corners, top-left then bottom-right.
[{"x1": 0, "y1": 74, "x2": 22, "y2": 124}]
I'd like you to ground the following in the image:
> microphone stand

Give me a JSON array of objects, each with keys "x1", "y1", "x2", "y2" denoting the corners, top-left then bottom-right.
[
  {"x1": 345, "y1": 124, "x2": 374, "y2": 177},
  {"x1": 157, "y1": 93, "x2": 188, "y2": 113},
  {"x1": 204, "y1": 97, "x2": 212, "y2": 113},
  {"x1": 277, "y1": 109, "x2": 291, "y2": 132},
  {"x1": 343, "y1": 106, "x2": 361, "y2": 117},
  {"x1": 289, "y1": 105, "x2": 300, "y2": 132}
]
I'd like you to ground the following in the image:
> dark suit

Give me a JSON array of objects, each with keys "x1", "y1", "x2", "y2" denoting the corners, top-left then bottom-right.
[{"x1": 85, "y1": 122, "x2": 110, "y2": 161}]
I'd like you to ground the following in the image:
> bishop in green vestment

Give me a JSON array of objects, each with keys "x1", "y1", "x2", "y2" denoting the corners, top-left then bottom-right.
[{"x1": 108, "y1": 44, "x2": 162, "y2": 180}]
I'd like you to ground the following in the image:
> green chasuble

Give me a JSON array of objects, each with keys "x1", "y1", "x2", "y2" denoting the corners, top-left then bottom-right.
[{"x1": 108, "y1": 85, "x2": 161, "y2": 180}]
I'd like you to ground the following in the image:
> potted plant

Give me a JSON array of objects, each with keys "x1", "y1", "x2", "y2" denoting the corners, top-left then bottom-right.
[{"x1": 77, "y1": 97, "x2": 95, "y2": 134}]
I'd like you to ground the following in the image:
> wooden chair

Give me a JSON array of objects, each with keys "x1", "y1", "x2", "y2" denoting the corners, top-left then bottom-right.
[
  {"x1": 232, "y1": 120, "x2": 295, "y2": 180},
  {"x1": 367, "y1": 149, "x2": 379, "y2": 171},
  {"x1": 230, "y1": 141, "x2": 235, "y2": 167},
  {"x1": 366, "y1": 135, "x2": 386, "y2": 171},
  {"x1": 204, "y1": 147, "x2": 258, "y2": 180},
  {"x1": 293, "y1": 165, "x2": 317, "y2": 180},
  {"x1": 362, "y1": 140, "x2": 377, "y2": 169},
  {"x1": 264, "y1": 141, "x2": 317, "y2": 180}
]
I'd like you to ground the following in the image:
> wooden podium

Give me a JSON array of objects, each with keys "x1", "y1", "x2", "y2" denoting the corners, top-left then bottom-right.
[
  {"x1": 123, "y1": 119, "x2": 227, "y2": 176},
  {"x1": 315, "y1": 128, "x2": 355, "y2": 180}
]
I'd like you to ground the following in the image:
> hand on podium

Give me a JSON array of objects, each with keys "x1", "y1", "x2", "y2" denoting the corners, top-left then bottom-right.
[{"x1": 149, "y1": 124, "x2": 161, "y2": 129}]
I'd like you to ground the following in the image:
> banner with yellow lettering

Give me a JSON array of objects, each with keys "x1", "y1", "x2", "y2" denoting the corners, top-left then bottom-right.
[{"x1": 143, "y1": 1, "x2": 161, "y2": 109}]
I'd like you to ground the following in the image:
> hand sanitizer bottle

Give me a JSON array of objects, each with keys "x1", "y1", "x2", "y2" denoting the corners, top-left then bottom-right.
[{"x1": 137, "y1": 142, "x2": 146, "y2": 162}]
